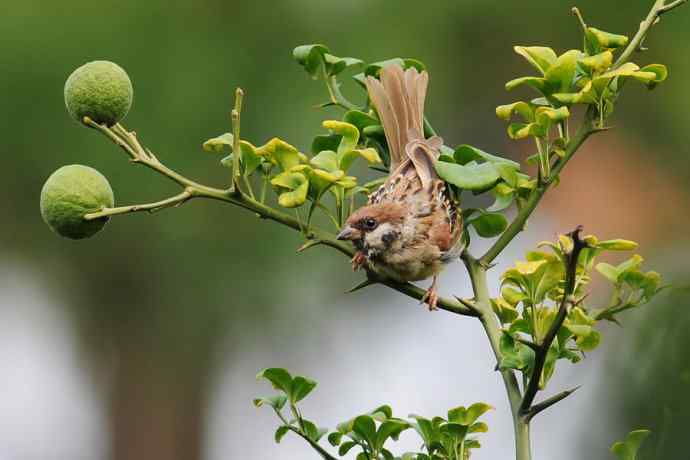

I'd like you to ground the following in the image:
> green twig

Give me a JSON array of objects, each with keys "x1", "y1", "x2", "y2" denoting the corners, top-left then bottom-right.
[
  {"x1": 84, "y1": 189, "x2": 193, "y2": 220},
  {"x1": 480, "y1": 121, "x2": 597, "y2": 266},
  {"x1": 613, "y1": 0, "x2": 688, "y2": 69},
  {"x1": 230, "y1": 87, "x2": 244, "y2": 192},
  {"x1": 519, "y1": 227, "x2": 588, "y2": 417},
  {"x1": 322, "y1": 63, "x2": 360, "y2": 111},
  {"x1": 273, "y1": 408, "x2": 337, "y2": 460},
  {"x1": 463, "y1": 253, "x2": 529, "y2": 460}
]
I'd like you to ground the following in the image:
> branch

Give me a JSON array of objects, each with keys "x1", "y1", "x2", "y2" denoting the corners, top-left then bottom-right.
[
  {"x1": 324, "y1": 73, "x2": 360, "y2": 111},
  {"x1": 85, "y1": 120, "x2": 479, "y2": 318},
  {"x1": 83, "y1": 190, "x2": 192, "y2": 220},
  {"x1": 290, "y1": 429, "x2": 338, "y2": 460},
  {"x1": 273, "y1": 409, "x2": 337, "y2": 460},
  {"x1": 479, "y1": 122, "x2": 597, "y2": 266},
  {"x1": 613, "y1": 0, "x2": 688, "y2": 69},
  {"x1": 519, "y1": 227, "x2": 588, "y2": 416},
  {"x1": 230, "y1": 87, "x2": 244, "y2": 192}
]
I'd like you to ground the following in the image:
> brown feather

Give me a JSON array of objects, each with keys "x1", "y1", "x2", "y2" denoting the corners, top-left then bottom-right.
[{"x1": 345, "y1": 64, "x2": 463, "y2": 288}]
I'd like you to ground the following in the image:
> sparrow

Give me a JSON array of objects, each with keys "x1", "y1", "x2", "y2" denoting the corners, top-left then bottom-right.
[{"x1": 336, "y1": 65, "x2": 463, "y2": 310}]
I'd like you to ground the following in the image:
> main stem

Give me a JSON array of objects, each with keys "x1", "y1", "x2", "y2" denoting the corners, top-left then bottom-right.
[{"x1": 464, "y1": 256, "x2": 530, "y2": 460}]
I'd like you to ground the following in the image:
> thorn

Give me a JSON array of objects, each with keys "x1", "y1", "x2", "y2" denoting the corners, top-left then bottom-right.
[
  {"x1": 313, "y1": 101, "x2": 337, "y2": 109},
  {"x1": 347, "y1": 278, "x2": 378, "y2": 293},
  {"x1": 572, "y1": 293, "x2": 589, "y2": 307},
  {"x1": 297, "y1": 239, "x2": 324, "y2": 253},
  {"x1": 453, "y1": 296, "x2": 482, "y2": 316},
  {"x1": 524, "y1": 386, "x2": 581, "y2": 421}
]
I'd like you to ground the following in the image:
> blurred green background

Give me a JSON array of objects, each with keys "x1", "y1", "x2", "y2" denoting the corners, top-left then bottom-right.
[{"x1": 1, "y1": 1, "x2": 688, "y2": 459}]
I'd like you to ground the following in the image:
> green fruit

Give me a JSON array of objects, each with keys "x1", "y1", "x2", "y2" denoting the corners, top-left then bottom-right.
[
  {"x1": 40, "y1": 165, "x2": 115, "y2": 240},
  {"x1": 64, "y1": 60, "x2": 133, "y2": 126}
]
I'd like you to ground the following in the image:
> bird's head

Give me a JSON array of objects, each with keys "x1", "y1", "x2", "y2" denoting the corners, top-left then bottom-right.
[{"x1": 336, "y1": 202, "x2": 407, "y2": 255}]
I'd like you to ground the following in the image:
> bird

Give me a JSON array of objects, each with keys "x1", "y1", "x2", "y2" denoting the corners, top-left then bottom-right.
[{"x1": 336, "y1": 64, "x2": 463, "y2": 310}]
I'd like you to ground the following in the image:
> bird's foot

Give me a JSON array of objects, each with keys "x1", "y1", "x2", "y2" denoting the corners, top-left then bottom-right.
[
  {"x1": 421, "y1": 279, "x2": 439, "y2": 311},
  {"x1": 351, "y1": 252, "x2": 367, "y2": 271},
  {"x1": 421, "y1": 289, "x2": 439, "y2": 311}
]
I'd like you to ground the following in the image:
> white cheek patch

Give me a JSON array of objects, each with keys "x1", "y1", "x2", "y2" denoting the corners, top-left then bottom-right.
[{"x1": 364, "y1": 222, "x2": 398, "y2": 253}]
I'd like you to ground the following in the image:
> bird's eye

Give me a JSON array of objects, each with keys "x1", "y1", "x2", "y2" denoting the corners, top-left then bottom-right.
[{"x1": 363, "y1": 217, "x2": 377, "y2": 230}]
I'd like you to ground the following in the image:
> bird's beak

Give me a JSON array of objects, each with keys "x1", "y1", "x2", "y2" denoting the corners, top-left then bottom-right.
[{"x1": 337, "y1": 225, "x2": 357, "y2": 241}]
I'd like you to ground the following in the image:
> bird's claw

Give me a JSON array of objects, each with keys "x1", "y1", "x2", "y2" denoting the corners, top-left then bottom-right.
[
  {"x1": 421, "y1": 287, "x2": 439, "y2": 311},
  {"x1": 351, "y1": 252, "x2": 367, "y2": 271}
]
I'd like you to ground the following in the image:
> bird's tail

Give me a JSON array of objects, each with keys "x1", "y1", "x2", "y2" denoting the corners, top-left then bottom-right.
[{"x1": 365, "y1": 65, "x2": 442, "y2": 188}]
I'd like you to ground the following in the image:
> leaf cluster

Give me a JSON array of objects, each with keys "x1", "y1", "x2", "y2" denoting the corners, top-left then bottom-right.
[
  {"x1": 495, "y1": 13, "x2": 668, "y2": 180},
  {"x1": 493, "y1": 234, "x2": 664, "y2": 390},
  {"x1": 255, "y1": 368, "x2": 492, "y2": 460}
]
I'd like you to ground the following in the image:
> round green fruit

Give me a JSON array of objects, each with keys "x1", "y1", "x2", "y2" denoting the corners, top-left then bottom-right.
[
  {"x1": 64, "y1": 60, "x2": 133, "y2": 126},
  {"x1": 40, "y1": 165, "x2": 115, "y2": 240}
]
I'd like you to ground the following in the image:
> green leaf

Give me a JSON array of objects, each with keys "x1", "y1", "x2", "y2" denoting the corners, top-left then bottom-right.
[
  {"x1": 293, "y1": 44, "x2": 330, "y2": 77},
  {"x1": 596, "y1": 239, "x2": 638, "y2": 251},
  {"x1": 364, "y1": 58, "x2": 406, "y2": 77},
  {"x1": 403, "y1": 58, "x2": 427, "y2": 72},
  {"x1": 344, "y1": 110, "x2": 380, "y2": 132},
  {"x1": 469, "y1": 422, "x2": 489, "y2": 434},
  {"x1": 440, "y1": 421, "x2": 468, "y2": 440},
  {"x1": 507, "y1": 122, "x2": 543, "y2": 139},
  {"x1": 254, "y1": 138, "x2": 303, "y2": 171},
  {"x1": 619, "y1": 253, "x2": 644, "y2": 271},
  {"x1": 256, "y1": 368, "x2": 293, "y2": 394},
  {"x1": 611, "y1": 429, "x2": 651, "y2": 460},
  {"x1": 311, "y1": 135, "x2": 342, "y2": 155},
  {"x1": 323, "y1": 53, "x2": 363, "y2": 76},
  {"x1": 469, "y1": 212, "x2": 508, "y2": 238},
  {"x1": 362, "y1": 124, "x2": 386, "y2": 138},
  {"x1": 270, "y1": 172, "x2": 309, "y2": 208},
  {"x1": 496, "y1": 102, "x2": 534, "y2": 122},
  {"x1": 370, "y1": 405, "x2": 393, "y2": 419},
  {"x1": 436, "y1": 161, "x2": 500, "y2": 191},
  {"x1": 491, "y1": 298, "x2": 519, "y2": 324},
  {"x1": 579, "y1": 51, "x2": 614, "y2": 74},
  {"x1": 323, "y1": 120, "x2": 360, "y2": 154},
  {"x1": 487, "y1": 190, "x2": 515, "y2": 213},
  {"x1": 514, "y1": 46, "x2": 558, "y2": 75},
  {"x1": 338, "y1": 148, "x2": 382, "y2": 172},
  {"x1": 453, "y1": 145, "x2": 520, "y2": 169},
  {"x1": 239, "y1": 141, "x2": 263, "y2": 176},
  {"x1": 501, "y1": 286, "x2": 527, "y2": 306},
  {"x1": 275, "y1": 425, "x2": 290, "y2": 443},
  {"x1": 545, "y1": 50, "x2": 582, "y2": 93},
  {"x1": 290, "y1": 375, "x2": 317, "y2": 403},
  {"x1": 253, "y1": 394, "x2": 288, "y2": 410},
  {"x1": 310, "y1": 150, "x2": 339, "y2": 172},
  {"x1": 376, "y1": 419, "x2": 410, "y2": 450},
  {"x1": 640, "y1": 64, "x2": 668, "y2": 89},
  {"x1": 535, "y1": 106, "x2": 570, "y2": 125},
  {"x1": 338, "y1": 441, "x2": 358, "y2": 456},
  {"x1": 202, "y1": 133, "x2": 234, "y2": 153},
  {"x1": 505, "y1": 76, "x2": 547, "y2": 92},
  {"x1": 353, "y1": 415, "x2": 377, "y2": 448},
  {"x1": 463, "y1": 403, "x2": 493, "y2": 425},
  {"x1": 596, "y1": 262, "x2": 620, "y2": 283},
  {"x1": 498, "y1": 332, "x2": 535, "y2": 371},
  {"x1": 328, "y1": 431, "x2": 343, "y2": 446},
  {"x1": 586, "y1": 28, "x2": 629, "y2": 54},
  {"x1": 302, "y1": 419, "x2": 326, "y2": 442}
]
